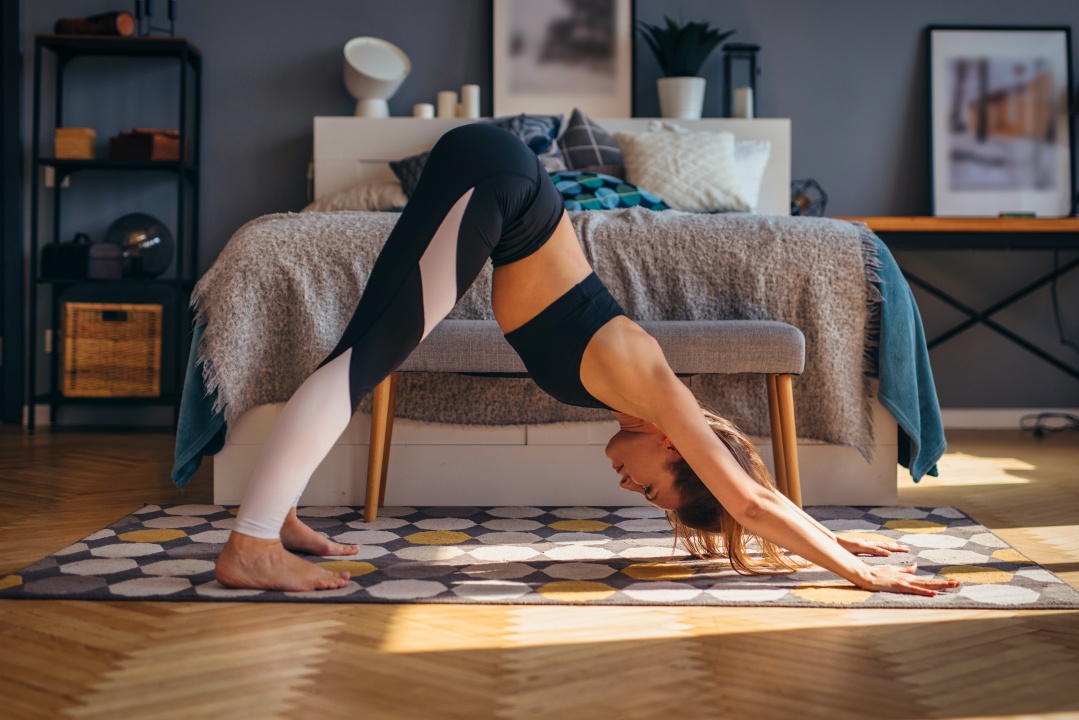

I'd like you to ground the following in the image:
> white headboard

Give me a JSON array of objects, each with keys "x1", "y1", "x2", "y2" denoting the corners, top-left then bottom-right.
[{"x1": 313, "y1": 117, "x2": 791, "y2": 215}]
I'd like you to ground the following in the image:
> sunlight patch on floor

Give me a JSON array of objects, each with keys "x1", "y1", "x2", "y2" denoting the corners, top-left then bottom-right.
[{"x1": 922, "y1": 451, "x2": 1035, "y2": 486}]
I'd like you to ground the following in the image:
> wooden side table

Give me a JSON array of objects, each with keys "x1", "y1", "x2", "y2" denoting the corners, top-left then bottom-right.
[{"x1": 838, "y1": 217, "x2": 1079, "y2": 381}]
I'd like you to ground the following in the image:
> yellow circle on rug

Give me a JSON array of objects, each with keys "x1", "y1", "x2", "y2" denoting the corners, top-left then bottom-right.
[
  {"x1": 536, "y1": 580, "x2": 617, "y2": 602},
  {"x1": 228, "y1": 507, "x2": 239, "y2": 515},
  {"x1": 118, "y1": 529, "x2": 187, "y2": 543},
  {"x1": 992, "y1": 548, "x2": 1033, "y2": 564},
  {"x1": 404, "y1": 530, "x2": 471, "y2": 545},
  {"x1": 622, "y1": 562, "x2": 695, "y2": 581},
  {"x1": 548, "y1": 520, "x2": 611, "y2": 532},
  {"x1": 791, "y1": 584, "x2": 873, "y2": 604},
  {"x1": 317, "y1": 561, "x2": 377, "y2": 577},
  {"x1": 0, "y1": 575, "x2": 22, "y2": 591},
  {"x1": 884, "y1": 519, "x2": 946, "y2": 533},
  {"x1": 941, "y1": 565, "x2": 1013, "y2": 584}
]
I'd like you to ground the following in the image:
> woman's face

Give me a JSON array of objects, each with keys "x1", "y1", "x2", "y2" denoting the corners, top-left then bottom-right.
[{"x1": 604, "y1": 429, "x2": 680, "y2": 510}]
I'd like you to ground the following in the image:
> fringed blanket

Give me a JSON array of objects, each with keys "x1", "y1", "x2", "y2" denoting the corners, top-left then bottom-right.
[{"x1": 191, "y1": 209, "x2": 882, "y2": 457}]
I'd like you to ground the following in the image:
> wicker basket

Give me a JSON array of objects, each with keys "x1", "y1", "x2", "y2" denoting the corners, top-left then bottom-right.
[{"x1": 62, "y1": 302, "x2": 162, "y2": 397}]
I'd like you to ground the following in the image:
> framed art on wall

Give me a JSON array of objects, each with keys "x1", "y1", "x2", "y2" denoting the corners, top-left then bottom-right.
[
  {"x1": 928, "y1": 26, "x2": 1074, "y2": 217},
  {"x1": 492, "y1": 0, "x2": 634, "y2": 117}
]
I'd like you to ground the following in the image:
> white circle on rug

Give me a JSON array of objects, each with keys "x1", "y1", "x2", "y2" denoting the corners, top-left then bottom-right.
[
  {"x1": 84, "y1": 529, "x2": 116, "y2": 541},
  {"x1": 134, "y1": 505, "x2": 160, "y2": 514},
  {"x1": 868, "y1": 507, "x2": 929, "y2": 520},
  {"x1": 55, "y1": 542, "x2": 89, "y2": 556},
  {"x1": 283, "y1": 581, "x2": 363, "y2": 599},
  {"x1": 91, "y1": 543, "x2": 163, "y2": 558},
  {"x1": 482, "y1": 519, "x2": 543, "y2": 532},
  {"x1": 615, "y1": 519, "x2": 670, "y2": 532},
  {"x1": 622, "y1": 582, "x2": 702, "y2": 602},
  {"x1": 543, "y1": 545, "x2": 615, "y2": 561},
  {"x1": 109, "y1": 577, "x2": 191, "y2": 597},
  {"x1": 969, "y1": 532, "x2": 1009, "y2": 548},
  {"x1": 959, "y1": 584, "x2": 1039, "y2": 605},
  {"x1": 60, "y1": 558, "x2": 138, "y2": 575},
  {"x1": 394, "y1": 545, "x2": 465, "y2": 562},
  {"x1": 333, "y1": 545, "x2": 389, "y2": 561},
  {"x1": 930, "y1": 507, "x2": 965, "y2": 519},
  {"x1": 165, "y1": 504, "x2": 225, "y2": 516},
  {"x1": 705, "y1": 587, "x2": 790, "y2": 602},
  {"x1": 466, "y1": 545, "x2": 539, "y2": 562},
  {"x1": 486, "y1": 506, "x2": 544, "y2": 519},
  {"x1": 297, "y1": 506, "x2": 352, "y2": 518},
  {"x1": 452, "y1": 580, "x2": 532, "y2": 601},
  {"x1": 144, "y1": 516, "x2": 205, "y2": 529},
  {"x1": 1016, "y1": 568, "x2": 1063, "y2": 584},
  {"x1": 345, "y1": 517, "x2": 408, "y2": 531},
  {"x1": 141, "y1": 559, "x2": 216, "y2": 577},
  {"x1": 194, "y1": 580, "x2": 265, "y2": 598},
  {"x1": 211, "y1": 518, "x2": 235, "y2": 530},
  {"x1": 375, "y1": 506, "x2": 417, "y2": 517},
  {"x1": 547, "y1": 533, "x2": 609, "y2": 545},
  {"x1": 612, "y1": 507, "x2": 665, "y2": 519},
  {"x1": 541, "y1": 562, "x2": 616, "y2": 580},
  {"x1": 551, "y1": 507, "x2": 609, "y2": 520},
  {"x1": 413, "y1": 518, "x2": 475, "y2": 531},
  {"x1": 365, "y1": 579, "x2": 447, "y2": 600},
  {"x1": 618, "y1": 546, "x2": 681, "y2": 559},
  {"x1": 822, "y1": 519, "x2": 880, "y2": 532},
  {"x1": 188, "y1": 530, "x2": 231, "y2": 544},
  {"x1": 333, "y1": 530, "x2": 399, "y2": 545},
  {"x1": 459, "y1": 562, "x2": 535, "y2": 580},
  {"x1": 917, "y1": 549, "x2": 990, "y2": 565},
  {"x1": 477, "y1": 531, "x2": 541, "y2": 545},
  {"x1": 898, "y1": 533, "x2": 966, "y2": 549}
]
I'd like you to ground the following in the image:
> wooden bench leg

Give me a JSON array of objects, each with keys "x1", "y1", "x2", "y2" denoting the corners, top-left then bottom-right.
[
  {"x1": 766, "y1": 374, "x2": 789, "y2": 499},
  {"x1": 365, "y1": 373, "x2": 398, "y2": 522},
  {"x1": 377, "y1": 372, "x2": 398, "y2": 508},
  {"x1": 775, "y1": 373, "x2": 803, "y2": 507}
]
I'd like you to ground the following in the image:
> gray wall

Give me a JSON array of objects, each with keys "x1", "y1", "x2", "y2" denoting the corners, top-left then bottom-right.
[{"x1": 21, "y1": 1, "x2": 1079, "y2": 422}]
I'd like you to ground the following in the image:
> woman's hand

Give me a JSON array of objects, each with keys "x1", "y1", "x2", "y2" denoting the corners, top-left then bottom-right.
[
  {"x1": 853, "y1": 563, "x2": 961, "y2": 596},
  {"x1": 837, "y1": 534, "x2": 909, "y2": 557}
]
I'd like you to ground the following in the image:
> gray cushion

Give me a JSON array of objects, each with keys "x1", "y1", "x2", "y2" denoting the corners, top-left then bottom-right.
[{"x1": 399, "y1": 320, "x2": 804, "y2": 375}]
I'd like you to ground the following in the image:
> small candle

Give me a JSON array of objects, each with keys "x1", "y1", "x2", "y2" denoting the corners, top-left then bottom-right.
[
  {"x1": 733, "y1": 86, "x2": 754, "y2": 119},
  {"x1": 437, "y1": 91, "x2": 458, "y2": 119},
  {"x1": 413, "y1": 103, "x2": 435, "y2": 118},
  {"x1": 460, "y1": 84, "x2": 481, "y2": 118}
]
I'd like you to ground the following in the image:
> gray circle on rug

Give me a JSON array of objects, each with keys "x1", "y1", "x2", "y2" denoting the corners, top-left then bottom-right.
[
  {"x1": 421, "y1": 506, "x2": 481, "y2": 518},
  {"x1": 112, "y1": 515, "x2": 143, "y2": 528},
  {"x1": 809, "y1": 506, "x2": 869, "y2": 520},
  {"x1": 22, "y1": 557, "x2": 59, "y2": 573},
  {"x1": 381, "y1": 561, "x2": 457, "y2": 579},
  {"x1": 23, "y1": 575, "x2": 107, "y2": 595},
  {"x1": 298, "y1": 518, "x2": 340, "y2": 531},
  {"x1": 166, "y1": 543, "x2": 220, "y2": 559}
]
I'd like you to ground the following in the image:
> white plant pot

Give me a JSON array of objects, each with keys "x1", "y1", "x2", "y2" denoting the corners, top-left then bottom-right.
[{"x1": 657, "y1": 76, "x2": 706, "y2": 119}]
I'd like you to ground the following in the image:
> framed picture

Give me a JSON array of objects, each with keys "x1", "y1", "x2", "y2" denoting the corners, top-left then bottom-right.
[
  {"x1": 492, "y1": 0, "x2": 634, "y2": 117},
  {"x1": 928, "y1": 26, "x2": 1075, "y2": 217}
]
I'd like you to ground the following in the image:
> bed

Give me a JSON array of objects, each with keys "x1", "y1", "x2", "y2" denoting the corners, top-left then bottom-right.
[{"x1": 177, "y1": 116, "x2": 939, "y2": 508}]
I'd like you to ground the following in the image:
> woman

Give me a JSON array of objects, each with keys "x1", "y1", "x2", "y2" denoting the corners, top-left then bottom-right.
[{"x1": 215, "y1": 123, "x2": 960, "y2": 597}]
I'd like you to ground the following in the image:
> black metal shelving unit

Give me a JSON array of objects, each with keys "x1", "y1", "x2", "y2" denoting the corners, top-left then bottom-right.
[{"x1": 27, "y1": 34, "x2": 201, "y2": 432}]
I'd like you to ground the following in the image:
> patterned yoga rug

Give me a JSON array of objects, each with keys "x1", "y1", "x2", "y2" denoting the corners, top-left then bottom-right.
[{"x1": 1, "y1": 504, "x2": 1077, "y2": 609}]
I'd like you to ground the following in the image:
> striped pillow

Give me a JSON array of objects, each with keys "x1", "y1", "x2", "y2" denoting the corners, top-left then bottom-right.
[{"x1": 558, "y1": 108, "x2": 623, "y2": 177}]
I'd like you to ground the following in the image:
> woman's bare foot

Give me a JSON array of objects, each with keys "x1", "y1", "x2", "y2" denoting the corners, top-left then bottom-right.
[
  {"x1": 280, "y1": 508, "x2": 360, "y2": 557},
  {"x1": 215, "y1": 531, "x2": 351, "y2": 591}
]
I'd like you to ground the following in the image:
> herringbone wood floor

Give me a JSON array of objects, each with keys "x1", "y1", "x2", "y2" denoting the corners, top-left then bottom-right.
[{"x1": 1, "y1": 425, "x2": 1077, "y2": 720}]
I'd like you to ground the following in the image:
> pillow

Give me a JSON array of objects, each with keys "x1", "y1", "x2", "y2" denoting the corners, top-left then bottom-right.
[
  {"x1": 389, "y1": 151, "x2": 429, "y2": 198},
  {"x1": 302, "y1": 179, "x2": 408, "y2": 212},
  {"x1": 558, "y1": 108, "x2": 623, "y2": 177},
  {"x1": 487, "y1": 113, "x2": 567, "y2": 171},
  {"x1": 549, "y1": 171, "x2": 668, "y2": 211},
  {"x1": 614, "y1": 129, "x2": 750, "y2": 213},
  {"x1": 733, "y1": 139, "x2": 771, "y2": 212}
]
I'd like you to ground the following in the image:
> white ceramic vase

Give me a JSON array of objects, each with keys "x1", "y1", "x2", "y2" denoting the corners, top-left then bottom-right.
[{"x1": 657, "y1": 76, "x2": 706, "y2": 119}]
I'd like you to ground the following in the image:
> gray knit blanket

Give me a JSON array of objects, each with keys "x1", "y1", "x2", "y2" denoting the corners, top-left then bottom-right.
[{"x1": 191, "y1": 209, "x2": 882, "y2": 457}]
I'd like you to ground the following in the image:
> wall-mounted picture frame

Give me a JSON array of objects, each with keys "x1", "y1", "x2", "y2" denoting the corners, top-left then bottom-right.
[
  {"x1": 492, "y1": 0, "x2": 634, "y2": 117},
  {"x1": 928, "y1": 26, "x2": 1075, "y2": 217}
]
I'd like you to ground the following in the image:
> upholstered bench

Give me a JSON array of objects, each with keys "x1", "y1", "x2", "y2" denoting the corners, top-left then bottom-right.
[{"x1": 362, "y1": 319, "x2": 806, "y2": 521}]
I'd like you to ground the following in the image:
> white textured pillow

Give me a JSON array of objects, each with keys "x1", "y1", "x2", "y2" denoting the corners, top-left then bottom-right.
[
  {"x1": 302, "y1": 180, "x2": 408, "y2": 213},
  {"x1": 614, "y1": 129, "x2": 750, "y2": 213},
  {"x1": 733, "y1": 139, "x2": 771, "y2": 212}
]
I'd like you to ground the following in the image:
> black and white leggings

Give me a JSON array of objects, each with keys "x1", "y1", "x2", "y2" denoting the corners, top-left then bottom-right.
[{"x1": 232, "y1": 123, "x2": 566, "y2": 539}]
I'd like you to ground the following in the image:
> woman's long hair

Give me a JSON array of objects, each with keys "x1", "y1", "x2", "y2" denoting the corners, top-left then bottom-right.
[{"x1": 665, "y1": 407, "x2": 807, "y2": 574}]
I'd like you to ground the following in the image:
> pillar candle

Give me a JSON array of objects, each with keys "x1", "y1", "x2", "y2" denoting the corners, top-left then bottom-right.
[
  {"x1": 733, "y1": 86, "x2": 754, "y2": 119},
  {"x1": 413, "y1": 103, "x2": 435, "y2": 118},
  {"x1": 437, "y1": 91, "x2": 458, "y2": 119},
  {"x1": 460, "y1": 84, "x2": 481, "y2": 118}
]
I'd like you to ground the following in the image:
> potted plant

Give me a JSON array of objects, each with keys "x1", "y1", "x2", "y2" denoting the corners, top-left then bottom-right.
[{"x1": 638, "y1": 16, "x2": 735, "y2": 119}]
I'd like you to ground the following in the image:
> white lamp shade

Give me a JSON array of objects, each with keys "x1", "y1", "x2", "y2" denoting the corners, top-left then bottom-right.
[{"x1": 343, "y1": 37, "x2": 411, "y2": 116}]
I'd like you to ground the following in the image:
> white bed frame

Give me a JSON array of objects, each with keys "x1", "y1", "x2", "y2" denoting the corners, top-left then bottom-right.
[{"x1": 213, "y1": 117, "x2": 899, "y2": 508}]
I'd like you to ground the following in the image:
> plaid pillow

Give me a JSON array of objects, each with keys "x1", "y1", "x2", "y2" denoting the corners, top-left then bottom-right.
[
  {"x1": 389, "y1": 151, "x2": 429, "y2": 198},
  {"x1": 487, "y1": 113, "x2": 567, "y2": 171},
  {"x1": 549, "y1": 171, "x2": 669, "y2": 211},
  {"x1": 558, "y1": 108, "x2": 623, "y2": 177}
]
